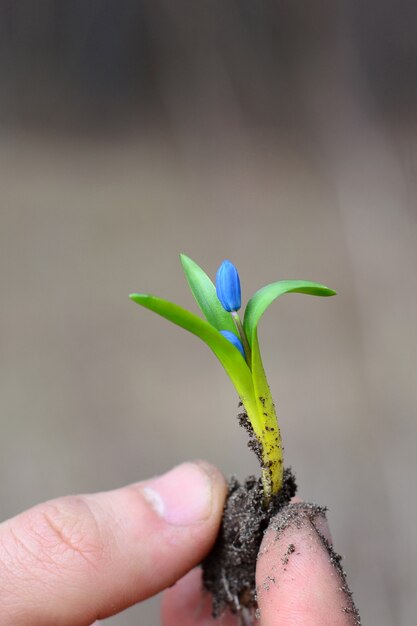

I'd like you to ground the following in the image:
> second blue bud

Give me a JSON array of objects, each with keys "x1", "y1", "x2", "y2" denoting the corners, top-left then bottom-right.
[{"x1": 220, "y1": 330, "x2": 245, "y2": 358}]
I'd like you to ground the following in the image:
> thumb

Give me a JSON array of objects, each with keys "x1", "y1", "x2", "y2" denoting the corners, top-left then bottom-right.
[
  {"x1": 256, "y1": 502, "x2": 360, "y2": 626},
  {"x1": 0, "y1": 461, "x2": 226, "y2": 626}
]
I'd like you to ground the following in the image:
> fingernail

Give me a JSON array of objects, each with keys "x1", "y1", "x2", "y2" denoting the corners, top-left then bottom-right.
[{"x1": 142, "y1": 462, "x2": 213, "y2": 526}]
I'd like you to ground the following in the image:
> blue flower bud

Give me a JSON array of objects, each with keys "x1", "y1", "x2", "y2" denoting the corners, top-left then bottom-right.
[
  {"x1": 220, "y1": 330, "x2": 245, "y2": 358},
  {"x1": 216, "y1": 260, "x2": 241, "y2": 312}
]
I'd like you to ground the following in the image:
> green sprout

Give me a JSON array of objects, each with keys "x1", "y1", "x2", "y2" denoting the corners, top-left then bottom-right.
[{"x1": 130, "y1": 255, "x2": 335, "y2": 504}]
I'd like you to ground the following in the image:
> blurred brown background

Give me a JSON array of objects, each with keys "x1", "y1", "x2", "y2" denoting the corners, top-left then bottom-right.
[{"x1": 1, "y1": 2, "x2": 416, "y2": 624}]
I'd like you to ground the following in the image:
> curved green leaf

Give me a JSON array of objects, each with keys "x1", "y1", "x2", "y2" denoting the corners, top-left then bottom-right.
[
  {"x1": 244, "y1": 280, "x2": 336, "y2": 347},
  {"x1": 180, "y1": 254, "x2": 237, "y2": 336},
  {"x1": 129, "y1": 293, "x2": 258, "y2": 418}
]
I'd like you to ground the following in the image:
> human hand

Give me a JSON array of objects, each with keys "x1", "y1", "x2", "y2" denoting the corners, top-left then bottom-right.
[
  {"x1": 0, "y1": 461, "x2": 359, "y2": 626},
  {"x1": 0, "y1": 461, "x2": 226, "y2": 625}
]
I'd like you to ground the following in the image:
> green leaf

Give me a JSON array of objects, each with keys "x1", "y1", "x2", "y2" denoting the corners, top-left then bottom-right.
[
  {"x1": 180, "y1": 254, "x2": 237, "y2": 335},
  {"x1": 129, "y1": 293, "x2": 257, "y2": 414},
  {"x1": 244, "y1": 280, "x2": 336, "y2": 347}
]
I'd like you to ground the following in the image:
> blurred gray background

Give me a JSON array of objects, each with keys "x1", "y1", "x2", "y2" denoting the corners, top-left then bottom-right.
[{"x1": 1, "y1": 2, "x2": 416, "y2": 624}]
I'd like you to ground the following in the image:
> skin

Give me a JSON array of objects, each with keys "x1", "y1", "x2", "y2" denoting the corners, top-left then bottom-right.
[{"x1": 0, "y1": 461, "x2": 357, "y2": 626}]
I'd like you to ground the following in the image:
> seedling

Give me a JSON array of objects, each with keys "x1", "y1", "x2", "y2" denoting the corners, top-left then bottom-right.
[{"x1": 130, "y1": 254, "x2": 335, "y2": 505}]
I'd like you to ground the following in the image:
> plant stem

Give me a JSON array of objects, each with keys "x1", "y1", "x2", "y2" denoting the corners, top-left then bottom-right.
[{"x1": 231, "y1": 311, "x2": 252, "y2": 366}]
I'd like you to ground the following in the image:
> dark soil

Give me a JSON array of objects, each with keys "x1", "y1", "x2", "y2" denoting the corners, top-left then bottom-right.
[
  {"x1": 202, "y1": 481, "x2": 361, "y2": 625},
  {"x1": 202, "y1": 468, "x2": 297, "y2": 617}
]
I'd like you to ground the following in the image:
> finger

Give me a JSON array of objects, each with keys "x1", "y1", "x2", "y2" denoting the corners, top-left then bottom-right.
[
  {"x1": 162, "y1": 568, "x2": 239, "y2": 626},
  {"x1": 0, "y1": 461, "x2": 226, "y2": 626},
  {"x1": 256, "y1": 503, "x2": 360, "y2": 626}
]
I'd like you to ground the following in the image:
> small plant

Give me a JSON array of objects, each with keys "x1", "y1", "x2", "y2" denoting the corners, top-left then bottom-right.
[{"x1": 130, "y1": 254, "x2": 335, "y2": 505}]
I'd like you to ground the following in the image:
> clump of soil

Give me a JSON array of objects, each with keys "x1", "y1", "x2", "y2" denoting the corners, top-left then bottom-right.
[
  {"x1": 203, "y1": 485, "x2": 361, "y2": 625},
  {"x1": 202, "y1": 468, "x2": 297, "y2": 617}
]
